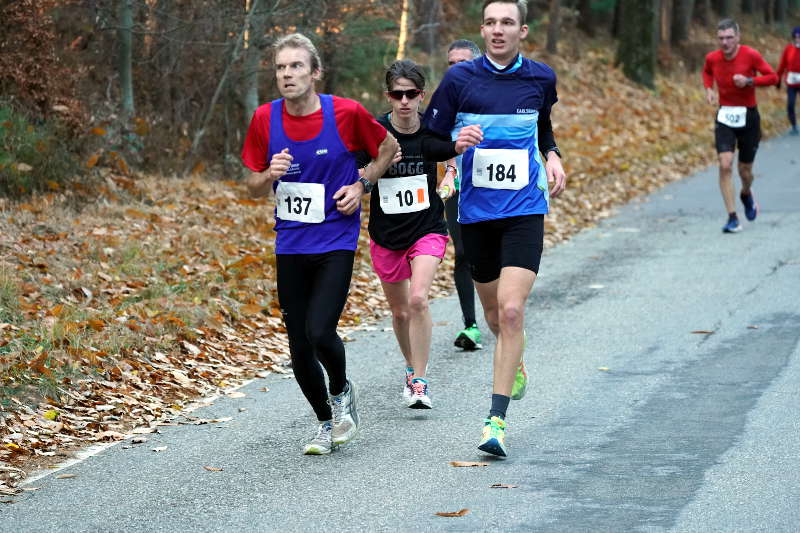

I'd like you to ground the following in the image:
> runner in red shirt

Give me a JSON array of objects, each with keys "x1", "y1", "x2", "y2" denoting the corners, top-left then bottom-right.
[
  {"x1": 702, "y1": 19, "x2": 777, "y2": 233},
  {"x1": 775, "y1": 27, "x2": 800, "y2": 135},
  {"x1": 241, "y1": 33, "x2": 398, "y2": 455}
]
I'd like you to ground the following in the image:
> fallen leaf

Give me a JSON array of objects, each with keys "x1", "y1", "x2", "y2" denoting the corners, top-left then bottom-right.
[
  {"x1": 182, "y1": 341, "x2": 201, "y2": 356},
  {"x1": 259, "y1": 387, "x2": 269, "y2": 392},
  {"x1": 131, "y1": 437, "x2": 148, "y2": 444},
  {"x1": 152, "y1": 446, "x2": 167, "y2": 452},
  {"x1": 96, "y1": 430, "x2": 126, "y2": 441},
  {"x1": 489, "y1": 483, "x2": 519, "y2": 489},
  {"x1": 435, "y1": 509, "x2": 470, "y2": 517},
  {"x1": 598, "y1": 367, "x2": 609, "y2": 371},
  {"x1": 43, "y1": 409, "x2": 59, "y2": 420},
  {"x1": 56, "y1": 474, "x2": 77, "y2": 479},
  {"x1": 690, "y1": 330, "x2": 714, "y2": 335},
  {"x1": 209, "y1": 417, "x2": 233, "y2": 423},
  {"x1": 226, "y1": 391, "x2": 246, "y2": 399},
  {"x1": 449, "y1": 461, "x2": 489, "y2": 467},
  {"x1": 203, "y1": 466, "x2": 223, "y2": 472},
  {"x1": 747, "y1": 325, "x2": 759, "y2": 329},
  {"x1": 16, "y1": 163, "x2": 33, "y2": 173}
]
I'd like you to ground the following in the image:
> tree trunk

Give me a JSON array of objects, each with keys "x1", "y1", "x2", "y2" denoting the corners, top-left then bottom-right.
[
  {"x1": 765, "y1": 0, "x2": 775, "y2": 24},
  {"x1": 118, "y1": 0, "x2": 135, "y2": 119},
  {"x1": 415, "y1": 0, "x2": 440, "y2": 57},
  {"x1": 546, "y1": 0, "x2": 561, "y2": 54},
  {"x1": 616, "y1": 0, "x2": 658, "y2": 88},
  {"x1": 660, "y1": 0, "x2": 672, "y2": 52},
  {"x1": 240, "y1": 0, "x2": 270, "y2": 127},
  {"x1": 776, "y1": 0, "x2": 788, "y2": 22},
  {"x1": 741, "y1": 0, "x2": 754, "y2": 13},
  {"x1": 397, "y1": 0, "x2": 410, "y2": 60},
  {"x1": 183, "y1": 0, "x2": 261, "y2": 176},
  {"x1": 577, "y1": 0, "x2": 595, "y2": 36},
  {"x1": 671, "y1": 0, "x2": 694, "y2": 44},
  {"x1": 694, "y1": 0, "x2": 712, "y2": 25}
]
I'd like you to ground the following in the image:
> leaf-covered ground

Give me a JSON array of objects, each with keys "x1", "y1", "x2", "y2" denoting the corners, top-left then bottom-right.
[{"x1": 0, "y1": 32, "x2": 790, "y2": 490}]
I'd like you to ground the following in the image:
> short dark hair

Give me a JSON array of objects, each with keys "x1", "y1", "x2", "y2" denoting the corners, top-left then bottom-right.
[
  {"x1": 482, "y1": 0, "x2": 527, "y2": 24},
  {"x1": 447, "y1": 39, "x2": 482, "y2": 59},
  {"x1": 717, "y1": 18, "x2": 740, "y2": 34},
  {"x1": 385, "y1": 59, "x2": 426, "y2": 91}
]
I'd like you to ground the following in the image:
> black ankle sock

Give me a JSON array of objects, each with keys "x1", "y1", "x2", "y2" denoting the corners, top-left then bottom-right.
[{"x1": 489, "y1": 394, "x2": 510, "y2": 420}]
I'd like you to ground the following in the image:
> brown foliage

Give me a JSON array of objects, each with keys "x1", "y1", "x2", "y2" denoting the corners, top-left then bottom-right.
[{"x1": 0, "y1": 0, "x2": 85, "y2": 131}]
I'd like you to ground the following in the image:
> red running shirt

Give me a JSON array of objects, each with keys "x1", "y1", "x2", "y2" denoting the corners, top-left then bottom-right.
[
  {"x1": 702, "y1": 45, "x2": 778, "y2": 107},
  {"x1": 776, "y1": 44, "x2": 800, "y2": 88},
  {"x1": 241, "y1": 95, "x2": 387, "y2": 173}
]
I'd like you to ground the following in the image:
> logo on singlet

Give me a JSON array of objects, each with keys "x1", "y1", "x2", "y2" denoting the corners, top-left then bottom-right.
[
  {"x1": 315, "y1": 148, "x2": 328, "y2": 156},
  {"x1": 516, "y1": 108, "x2": 535, "y2": 114}
]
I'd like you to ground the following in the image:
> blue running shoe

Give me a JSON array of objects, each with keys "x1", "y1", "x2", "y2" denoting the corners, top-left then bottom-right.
[
  {"x1": 722, "y1": 215, "x2": 741, "y2": 233},
  {"x1": 740, "y1": 191, "x2": 758, "y2": 221}
]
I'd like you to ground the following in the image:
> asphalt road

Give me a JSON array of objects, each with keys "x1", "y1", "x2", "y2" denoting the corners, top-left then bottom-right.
[{"x1": 3, "y1": 133, "x2": 800, "y2": 532}]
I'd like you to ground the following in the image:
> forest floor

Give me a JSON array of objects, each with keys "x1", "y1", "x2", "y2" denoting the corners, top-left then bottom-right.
[{"x1": 0, "y1": 29, "x2": 791, "y2": 492}]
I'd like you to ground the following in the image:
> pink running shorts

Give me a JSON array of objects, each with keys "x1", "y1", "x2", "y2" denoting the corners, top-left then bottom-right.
[{"x1": 369, "y1": 233, "x2": 449, "y2": 283}]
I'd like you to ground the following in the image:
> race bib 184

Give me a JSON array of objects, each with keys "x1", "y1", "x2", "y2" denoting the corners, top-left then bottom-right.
[
  {"x1": 276, "y1": 181, "x2": 325, "y2": 223},
  {"x1": 472, "y1": 148, "x2": 529, "y2": 190},
  {"x1": 379, "y1": 174, "x2": 429, "y2": 214},
  {"x1": 717, "y1": 106, "x2": 747, "y2": 128}
]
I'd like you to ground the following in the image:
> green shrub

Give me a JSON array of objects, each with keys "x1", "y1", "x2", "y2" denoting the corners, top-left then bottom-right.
[{"x1": 0, "y1": 102, "x2": 80, "y2": 198}]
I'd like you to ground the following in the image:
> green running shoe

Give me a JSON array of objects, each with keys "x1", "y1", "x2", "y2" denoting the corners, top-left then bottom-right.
[
  {"x1": 511, "y1": 361, "x2": 528, "y2": 400},
  {"x1": 478, "y1": 416, "x2": 508, "y2": 457},
  {"x1": 454, "y1": 325, "x2": 482, "y2": 350},
  {"x1": 511, "y1": 330, "x2": 528, "y2": 400}
]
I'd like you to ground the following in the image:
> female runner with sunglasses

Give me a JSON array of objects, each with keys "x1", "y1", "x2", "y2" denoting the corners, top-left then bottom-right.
[{"x1": 363, "y1": 59, "x2": 482, "y2": 408}]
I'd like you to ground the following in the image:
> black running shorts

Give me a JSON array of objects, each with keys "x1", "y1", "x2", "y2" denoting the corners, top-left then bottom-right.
[
  {"x1": 460, "y1": 214, "x2": 544, "y2": 283},
  {"x1": 714, "y1": 106, "x2": 761, "y2": 163}
]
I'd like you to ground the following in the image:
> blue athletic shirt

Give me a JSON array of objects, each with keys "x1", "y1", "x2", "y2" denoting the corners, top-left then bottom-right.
[
  {"x1": 423, "y1": 54, "x2": 558, "y2": 224},
  {"x1": 268, "y1": 94, "x2": 361, "y2": 254}
]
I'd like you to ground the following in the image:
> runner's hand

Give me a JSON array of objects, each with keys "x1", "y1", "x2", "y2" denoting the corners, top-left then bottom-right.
[
  {"x1": 455, "y1": 125, "x2": 483, "y2": 154},
  {"x1": 732, "y1": 74, "x2": 749, "y2": 88},
  {"x1": 333, "y1": 183, "x2": 363, "y2": 215},
  {"x1": 545, "y1": 153, "x2": 566, "y2": 198},
  {"x1": 705, "y1": 88, "x2": 718, "y2": 106},
  {"x1": 438, "y1": 171, "x2": 456, "y2": 200},
  {"x1": 268, "y1": 148, "x2": 293, "y2": 180},
  {"x1": 392, "y1": 147, "x2": 403, "y2": 164}
]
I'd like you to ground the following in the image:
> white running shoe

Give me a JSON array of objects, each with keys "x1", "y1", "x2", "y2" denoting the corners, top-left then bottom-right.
[
  {"x1": 407, "y1": 378, "x2": 432, "y2": 409},
  {"x1": 331, "y1": 380, "x2": 359, "y2": 444},
  {"x1": 303, "y1": 421, "x2": 334, "y2": 455},
  {"x1": 403, "y1": 368, "x2": 413, "y2": 403}
]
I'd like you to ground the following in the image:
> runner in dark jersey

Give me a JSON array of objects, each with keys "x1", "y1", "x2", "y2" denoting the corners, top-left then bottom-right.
[
  {"x1": 775, "y1": 27, "x2": 800, "y2": 135},
  {"x1": 241, "y1": 33, "x2": 398, "y2": 455},
  {"x1": 702, "y1": 19, "x2": 777, "y2": 233},
  {"x1": 424, "y1": 0, "x2": 566, "y2": 457},
  {"x1": 365, "y1": 60, "x2": 482, "y2": 409}
]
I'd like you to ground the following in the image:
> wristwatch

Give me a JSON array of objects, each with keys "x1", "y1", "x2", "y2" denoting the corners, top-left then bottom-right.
[
  {"x1": 358, "y1": 176, "x2": 374, "y2": 194},
  {"x1": 544, "y1": 146, "x2": 562, "y2": 161}
]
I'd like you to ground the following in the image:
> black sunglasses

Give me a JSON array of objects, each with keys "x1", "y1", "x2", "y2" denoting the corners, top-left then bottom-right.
[{"x1": 387, "y1": 89, "x2": 423, "y2": 100}]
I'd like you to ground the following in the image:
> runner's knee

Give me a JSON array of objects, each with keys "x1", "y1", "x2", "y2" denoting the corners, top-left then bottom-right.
[{"x1": 498, "y1": 302, "x2": 524, "y2": 330}]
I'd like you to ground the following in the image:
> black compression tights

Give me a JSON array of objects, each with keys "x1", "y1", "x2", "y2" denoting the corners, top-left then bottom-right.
[
  {"x1": 445, "y1": 192, "x2": 477, "y2": 328},
  {"x1": 276, "y1": 250, "x2": 354, "y2": 421}
]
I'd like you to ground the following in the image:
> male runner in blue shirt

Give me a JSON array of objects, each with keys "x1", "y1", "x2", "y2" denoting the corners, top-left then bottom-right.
[{"x1": 424, "y1": 0, "x2": 566, "y2": 457}]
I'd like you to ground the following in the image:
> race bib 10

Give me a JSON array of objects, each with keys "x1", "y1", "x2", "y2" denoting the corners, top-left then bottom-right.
[
  {"x1": 472, "y1": 148, "x2": 529, "y2": 190},
  {"x1": 717, "y1": 106, "x2": 747, "y2": 129},
  {"x1": 276, "y1": 181, "x2": 325, "y2": 223},
  {"x1": 379, "y1": 174, "x2": 429, "y2": 214}
]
